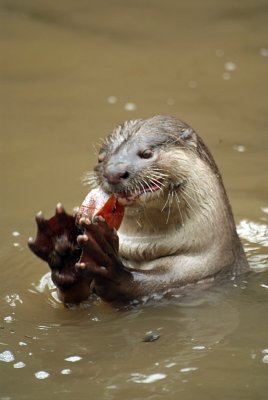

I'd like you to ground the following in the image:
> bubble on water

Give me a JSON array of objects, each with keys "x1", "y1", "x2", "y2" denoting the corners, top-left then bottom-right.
[
  {"x1": 12, "y1": 231, "x2": 20, "y2": 237},
  {"x1": 262, "y1": 348, "x2": 268, "y2": 354},
  {"x1": 124, "y1": 102, "x2": 137, "y2": 111},
  {"x1": 61, "y1": 368, "x2": 71, "y2": 375},
  {"x1": 261, "y1": 207, "x2": 268, "y2": 214},
  {"x1": 107, "y1": 96, "x2": 118, "y2": 104},
  {"x1": 91, "y1": 316, "x2": 100, "y2": 322},
  {"x1": 180, "y1": 367, "x2": 198, "y2": 373},
  {"x1": 130, "y1": 372, "x2": 166, "y2": 383},
  {"x1": 0, "y1": 350, "x2": 15, "y2": 362},
  {"x1": 165, "y1": 362, "x2": 177, "y2": 368},
  {"x1": 233, "y1": 144, "x2": 246, "y2": 153},
  {"x1": 260, "y1": 48, "x2": 268, "y2": 57},
  {"x1": 4, "y1": 316, "x2": 14, "y2": 323},
  {"x1": 13, "y1": 361, "x2": 26, "y2": 369},
  {"x1": 38, "y1": 325, "x2": 51, "y2": 331},
  {"x1": 262, "y1": 355, "x2": 268, "y2": 363},
  {"x1": 19, "y1": 342, "x2": 27, "y2": 346},
  {"x1": 64, "y1": 356, "x2": 82, "y2": 362},
  {"x1": 224, "y1": 62, "x2": 236, "y2": 71},
  {"x1": 35, "y1": 371, "x2": 50, "y2": 379},
  {"x1": 260, "y1": 284, "x2": 268, "y2": 289}
]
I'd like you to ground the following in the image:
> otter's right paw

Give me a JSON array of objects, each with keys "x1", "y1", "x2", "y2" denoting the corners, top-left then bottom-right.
[{"x1": 28, "y1": 204, "x2": 82, "y2": 288}]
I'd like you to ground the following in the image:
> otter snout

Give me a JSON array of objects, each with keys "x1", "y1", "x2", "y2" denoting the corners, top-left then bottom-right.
[{"x1": 103, "y1": 164, "x2": 130, "y2": 185}]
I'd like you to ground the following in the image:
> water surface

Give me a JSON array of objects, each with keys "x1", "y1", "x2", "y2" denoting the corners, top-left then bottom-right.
[{"x1": 1, "y1": 1, "x2": 268, "y2": 399}]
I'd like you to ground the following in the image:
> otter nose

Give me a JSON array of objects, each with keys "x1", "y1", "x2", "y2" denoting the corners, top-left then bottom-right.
[{"x1": 103, "y1": 166, "x2": 129, "y2": 185}]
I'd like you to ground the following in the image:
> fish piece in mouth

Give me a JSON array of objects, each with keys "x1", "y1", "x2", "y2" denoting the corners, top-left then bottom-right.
[{"x1": 80, "y1": 188, "x2": 124, "y2": 230}]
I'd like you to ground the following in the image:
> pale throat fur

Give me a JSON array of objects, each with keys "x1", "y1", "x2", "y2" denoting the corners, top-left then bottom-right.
[{"x1": 118, "y1": 147, "x2": 232, "y2": 265}]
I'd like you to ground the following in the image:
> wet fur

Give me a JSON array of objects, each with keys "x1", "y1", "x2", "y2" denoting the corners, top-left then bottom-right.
[
  {"x1": 29, "y1": 115, "x2": 249, "y2": 305},
  {"x1": 85, "y1": 115, "x2": 249, "y2": 285}
]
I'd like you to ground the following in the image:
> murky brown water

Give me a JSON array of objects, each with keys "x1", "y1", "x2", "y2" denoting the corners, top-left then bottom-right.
[{"x1": 1, "y1": 0, "x2": 268, "y2": 399}]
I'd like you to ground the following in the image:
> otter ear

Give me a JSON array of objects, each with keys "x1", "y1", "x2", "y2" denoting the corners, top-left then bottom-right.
[{"x1": 179, "y1": 128, "x2": 197, "y2": 147}]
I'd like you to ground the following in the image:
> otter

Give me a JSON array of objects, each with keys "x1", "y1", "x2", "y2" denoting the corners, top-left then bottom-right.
[{"x1": 28, "y1": 115, "x2": 249, "y2": 305}]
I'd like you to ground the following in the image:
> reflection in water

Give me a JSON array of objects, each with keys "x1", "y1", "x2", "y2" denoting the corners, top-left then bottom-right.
[
  {"x1": 238, "y1": 220, "x2": 268, "y2": 248},
  {"x1": 237, "y1": 219, "x2": 268, "y2": 271},
  {"x1": 1, "y1": 0, "x2": 268, "y2": 399}
]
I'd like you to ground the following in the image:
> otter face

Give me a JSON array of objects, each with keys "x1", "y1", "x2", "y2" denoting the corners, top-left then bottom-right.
[
  {"x1": 94, "y1": 134, "x2": 167, "y2": 204},
  {"x1": 86, "y1": 115, "x2": 213, "y2": 208}
]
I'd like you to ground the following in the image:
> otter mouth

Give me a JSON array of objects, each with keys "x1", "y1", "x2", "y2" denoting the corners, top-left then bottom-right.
[{"x1": 115, "y1": 182, "x2": 163, "y2": 205}]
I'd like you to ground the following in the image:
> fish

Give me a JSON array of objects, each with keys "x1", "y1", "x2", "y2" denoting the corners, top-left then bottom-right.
[{"x1": 79, "y1": 188, "x2": 124, "y2": 230}]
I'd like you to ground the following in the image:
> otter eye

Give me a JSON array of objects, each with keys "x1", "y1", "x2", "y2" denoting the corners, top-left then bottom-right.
[
  {"x1": 139, "y1": 149, "x2": 153, "y2": 159},
  {"x1": 98, "y1": 152, "x2": 106, "y2": 163}
]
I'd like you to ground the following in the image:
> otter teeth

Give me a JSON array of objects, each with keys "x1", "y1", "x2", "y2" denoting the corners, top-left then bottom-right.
[{"x1": 115, "y1": 184, "x2": 161, "y2": 205}]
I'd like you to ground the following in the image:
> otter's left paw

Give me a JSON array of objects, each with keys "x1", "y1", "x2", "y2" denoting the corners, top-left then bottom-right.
[{"x1": 76, "y1": 217, "x2": 132, "y2": 302}]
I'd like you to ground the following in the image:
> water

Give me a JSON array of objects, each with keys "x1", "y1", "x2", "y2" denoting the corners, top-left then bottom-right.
[{"x1": 1, "y1": 0, "x2": 268, "y2": 399}]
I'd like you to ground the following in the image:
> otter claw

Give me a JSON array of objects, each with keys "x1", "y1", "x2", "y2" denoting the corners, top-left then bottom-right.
[
  {"x1": 35, "y1": 211, "x2": 47, "y2": 230},
  {"x1": 79, "y1": 217, "x2": 91, "y2": 226},
  {"x1": 77, "y1": 234, "x2": 89, "y2": 244},
  {"x1": 36, "y1": 211, "x2": 44, "y2": 219},
  {"x1": 28, "y1": 236, "x2": 37, "y2": 251},
  {"x1": 28, "y1": 236, "x2": 37, "y2": 253},
  {"x1": 76, "y1": 262, "x2": 86, "y2": 269},
  {"x1": 56, "y1": 203, "x2": 66, "y2": 214}
]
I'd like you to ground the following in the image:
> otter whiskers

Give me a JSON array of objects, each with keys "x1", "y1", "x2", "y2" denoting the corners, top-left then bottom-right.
[
  {"x1": 161, "y1": 184, "x2": 185, "y2": 225},
  {"x1": 174, "y1": 190, "x2": 184, "y2": 226},
  {"x1": 82, "y1": 171, "x2": 98, "y2": 188}
]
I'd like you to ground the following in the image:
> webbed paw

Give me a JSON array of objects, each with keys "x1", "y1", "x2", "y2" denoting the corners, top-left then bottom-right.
[
  {"x1": 75, "y1": 216, "x2": 132, "y2": 302},
  {"x1": 28, "y1": 204, "x2": 82, "y2": 290}
]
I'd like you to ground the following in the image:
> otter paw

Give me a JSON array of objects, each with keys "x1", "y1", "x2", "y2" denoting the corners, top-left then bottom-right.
[
  {"x1": 77, "y1": 216, "x2": 119, "y2": 266},
  {"x1": 28, "y1": 203, "x2": 81, "y2": 270},
  {"x1": 75, "y1": 217, "x2": 131, "y2": 301}
]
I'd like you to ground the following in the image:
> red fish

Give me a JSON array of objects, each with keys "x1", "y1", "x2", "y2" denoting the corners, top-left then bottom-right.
[{"x1": 79, "y1": 188, "x2": 124, "y2": 230}]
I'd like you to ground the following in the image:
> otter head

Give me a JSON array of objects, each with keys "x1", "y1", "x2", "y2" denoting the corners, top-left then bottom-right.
[{"x1": 87, "y1": 115, "x2": 222, "y2": 224}]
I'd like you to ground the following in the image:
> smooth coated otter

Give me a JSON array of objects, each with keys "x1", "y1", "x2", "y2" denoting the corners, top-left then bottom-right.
[{"x1": 28, "y1": 115, "x2": 249, "y2": 305}]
